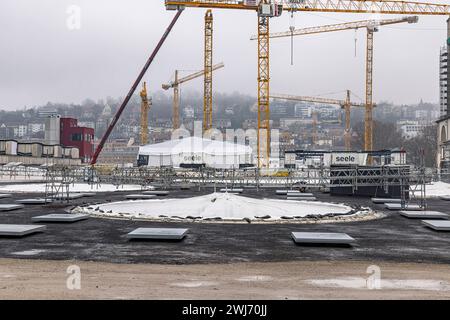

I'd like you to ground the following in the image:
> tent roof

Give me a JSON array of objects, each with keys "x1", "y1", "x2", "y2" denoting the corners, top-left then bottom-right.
[{"x1": 139, "y1": 136, "x2": 252, "y2": 156}]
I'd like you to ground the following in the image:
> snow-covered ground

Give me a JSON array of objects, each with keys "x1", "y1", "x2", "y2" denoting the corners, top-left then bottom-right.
[
  {"x1": 0, "y1": 183, "x2": 149, "y2": 193},
  {"x1": 427, "y1": 181, "x2": 450, "y2": 197},
  {"x1": 81, "y1": 192, "x2": 356, "y2": 221},
  {"x1": 415, "y1": 181, "x2": 450, "y2": 198},
  {"x1": 0, "y1": 174, "x2": 46, "y2": 183}
]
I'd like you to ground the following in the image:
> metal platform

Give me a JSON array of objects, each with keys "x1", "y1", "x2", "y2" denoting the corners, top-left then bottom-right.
[
  {"x1": 52, "y1": 193, "x2": 86, "y2": 200},
  {"x1": 400, "y1": 211, "x2": 448, "y2": 219},
  {"x1": 31, "y1": 213, "x2": 89, "y2": 223},
  {"x1": 126, "y1": 228, "x2": 188, "y2": 240},
  {"x1": 142, "y1": 190, "x2": 170, "y2": 196},
  {"x1": 371, "y1": 198, "x2": 402, "y2": 204},
  {"x1": 422, "y1": 220, "x2": 450, "y2": 231},
  {"x1": 287, "y1": 193, "x2": 314, "y2": 197},
  {"x1": 0, "y1": 204, "x2": 24, "y2": 212},
  {"x1": 291, "y1": 232, "x2": 355, "y2": 245},
  {"x1": 287, "y1": 197, "x2": 317, "y2": 201},
  {"x1": 81, "y1": 193, "x2": 96, "y2": 197},
  {"x1": 0, "y1": 224, "x2": 46, "y2": 237},
  {"x1": 16, "y1": 198, "x2": 53, "y2": 205},
  {"x1": 125, "y1": 194, "x2": 157, "y2": 200},
  {"x1": 0, "y1": 194, "x2": 12, "y2": 199},
  {"x1": 220, "y1": 188, "x2": 243, "y2": 193},
  {"x1": 385, "y1": 203, "x2": 422, "y2": 211}
]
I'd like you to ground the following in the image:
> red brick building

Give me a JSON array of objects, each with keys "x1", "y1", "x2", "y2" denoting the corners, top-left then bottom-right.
[{"x1": 60, "y1": 118, "x2": 94, "y2": 163}]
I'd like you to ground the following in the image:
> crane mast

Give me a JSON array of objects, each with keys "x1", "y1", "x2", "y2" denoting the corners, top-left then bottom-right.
[
  {"x1": 140, "y1": 82, "x2": 151, "y2": 145},
  {"x1": 366, "y1": 28, "x2": 374, "y2": 154},
  {"x1": 344, "y1": 90, "x2": 351, "y2": 151},
  {"x1": 204, "y1": 10, "x2": 214, "y2": 131},
  {"x1": 173, "y1": 70, "x2": 180, "y2": 129},
  {"x1": 257, "y1": 11, "x2": 271, "y2": 169}
]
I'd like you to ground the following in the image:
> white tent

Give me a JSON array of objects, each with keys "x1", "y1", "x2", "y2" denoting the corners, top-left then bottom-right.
[{"x1": 138, "y1": 136, "x2": 253, "y2": 169}]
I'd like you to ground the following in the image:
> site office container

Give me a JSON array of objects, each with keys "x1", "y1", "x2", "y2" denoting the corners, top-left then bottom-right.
[
  {"x1": 17, "y1": 142, "x2": 43, "y2": 157},
  {"x1": 31, "y1": 143, "x2": 43, "y2": 157},
  {"x1": 42, "y1": 145, "x2": 55, "y2": 158},
  {"x1": 17, "y1": 143, "x2": 32, "y2": 156},
  {"x1": 71, "y1": 148, "x2": 79, "y2": 159},
  {"x1": 0, "y1": 141, "x2": 6, "y2": 155},
  {"x1": 62, "y1": 147, "x2": 80, "y2": 159},
  {"x1": 53, "y1": 145, "x2": 63, "y2": 158},
  {"x1": 5, "y1": 141, "x2": 18, "y2": 155}
]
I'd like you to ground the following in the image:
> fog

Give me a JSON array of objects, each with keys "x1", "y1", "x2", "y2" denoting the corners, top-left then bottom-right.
[{"x1": 0, "y1": 0, "x2": 448, "y2": 110}]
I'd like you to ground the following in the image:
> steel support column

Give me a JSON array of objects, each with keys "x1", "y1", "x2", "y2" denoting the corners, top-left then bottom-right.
[
  {"x1": 204, "y1": 9, "x2": 213, "y2": 131},
  {"x1": 257, "y1": 15, "x2": 270, "y2": 169}
]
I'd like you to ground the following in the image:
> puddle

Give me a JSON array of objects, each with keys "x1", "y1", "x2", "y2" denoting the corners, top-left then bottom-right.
[
  {"x1": 306, "y1": 277, "x2": 450, "y2": 291},
  {"x1": 236, "y1": 275, "x2": 273, "y2": 282},
  {"x1": 170, "y1": 281, "x2": 219, "y2": 288},
  {"x1": 11, "y1": 249, "x2": 46, "y2": 256}
]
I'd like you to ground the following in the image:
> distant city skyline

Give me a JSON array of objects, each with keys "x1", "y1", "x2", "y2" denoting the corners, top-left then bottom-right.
[{"x1": 0, "y1": 0, "x2": 449, "y2": 110}]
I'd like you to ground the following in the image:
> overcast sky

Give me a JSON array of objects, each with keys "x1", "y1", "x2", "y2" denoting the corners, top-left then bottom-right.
[{"x1": 0, "y1": 0, "x2": 449, "y2": 111}]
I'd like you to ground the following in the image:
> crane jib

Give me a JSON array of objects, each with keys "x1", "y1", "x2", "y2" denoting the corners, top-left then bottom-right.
[{"x1": 164, "y1": 0, "x2": 450, "y2": 15}]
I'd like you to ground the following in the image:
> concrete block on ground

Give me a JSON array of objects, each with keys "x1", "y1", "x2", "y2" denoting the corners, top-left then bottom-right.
[
  {"x1": 400, "y1": 211, "x2": 448, "y2": 219},
  {"x1": 125, "y1": 194, "x2": 157, "y2": 200},
  {"x1": 32, "y1": 213, "x2": 89, "y2": 223},
  {"x1": 142, "y1": 190, "x2": 170, "y2": 196},
  {"x1": 0, "y1": 204, "x2": 24, "y2": 212},
  {"x1": 372, "y1": 198, "x2": 402, "y2": 204},
  {"x1": 286, "y1": 197, "x2": 317, "y2": 201},
  {"x1": 385, "y1": 203, "x2": 422, "y2": 211},
  {"x1": 16, "y1": 198, "x2": 52, "y2": 205},
  {"x1": 126, "y1": 228, "x2": 188, "y2": 240},
  {"x1": 291, "y1": 232, "x2": 355, "y2": 245},
  {"x1": 422, "y1": 220, "x2": 450, "y2": 231},
  {"x1": 0, "y1": 224, "x2": 46, "y2": 237}
]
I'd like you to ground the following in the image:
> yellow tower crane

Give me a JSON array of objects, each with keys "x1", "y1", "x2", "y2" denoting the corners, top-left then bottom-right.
[
  {"x1": 270, "y1": 91, "x2": 367, "y2": 150},
  {"x1": 204, "y1": 10, "x2": 214, "y2": 131},
  {"x1": 140, "y1": 82, "x2": 151, "y2": 145},
  {"x1": 253, "y1": 16, "x2": 419, "y2": 153},
  {"x1": 162, "y1": 62, "x2": 224, "y2": 130},
  {"x1": 164, "y1": 0, "x2": 450, "y2": 168}
]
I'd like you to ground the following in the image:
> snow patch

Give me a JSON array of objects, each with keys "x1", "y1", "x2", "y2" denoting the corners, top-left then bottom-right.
[
  {"x1": 11, "y1": 249, "x2": 46, "y2": 256},
  {"x1": 306, "y1": 277, "x2": 450, "y2": 291},
  {"x1": 237, "y1": 275, "x2": 273, "y2": 282},
  {"x1": 420, "y1": 181, "x2": 450, "y2": 198},
  {"x1": 170, "y1": 281, "x2": 219, "y2": 288},
  {"x1": 0, "y1": 183, "x2": 150, "y2": 194},
  {"x1": 80, "y1": 192, "x2": 355, "y2": 221}
]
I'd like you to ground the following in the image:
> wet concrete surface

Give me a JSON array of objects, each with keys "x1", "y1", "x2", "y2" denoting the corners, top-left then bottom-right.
[{"x1": 0, "y1": 187, "x2": 449, "y2": 265}]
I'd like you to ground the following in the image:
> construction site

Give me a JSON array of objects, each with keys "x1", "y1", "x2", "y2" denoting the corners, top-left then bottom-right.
[{"x1": 1, "y1": 0, "x2": 450, "y2": 303}]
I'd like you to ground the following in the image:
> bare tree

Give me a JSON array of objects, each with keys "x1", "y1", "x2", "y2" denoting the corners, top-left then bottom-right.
[{"x1": 352, "y1": 120, "x2": 403, "y2": 151}]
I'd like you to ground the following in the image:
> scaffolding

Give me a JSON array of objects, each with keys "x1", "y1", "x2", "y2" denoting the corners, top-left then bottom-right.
[{"x1": 0, "y1": 162, "x2": 438, "y2": 208}]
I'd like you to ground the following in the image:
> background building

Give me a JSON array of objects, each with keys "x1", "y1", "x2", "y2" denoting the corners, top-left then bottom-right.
[
  {"x1": 60, "y1": 118, "x2": 94, "y2": 163},
  {"x1": 436, "y1": 18, "x2": 450, "y2": 169},
  {"x1": 440, "y1": 45, "x2": 448, "y2": 116}
]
